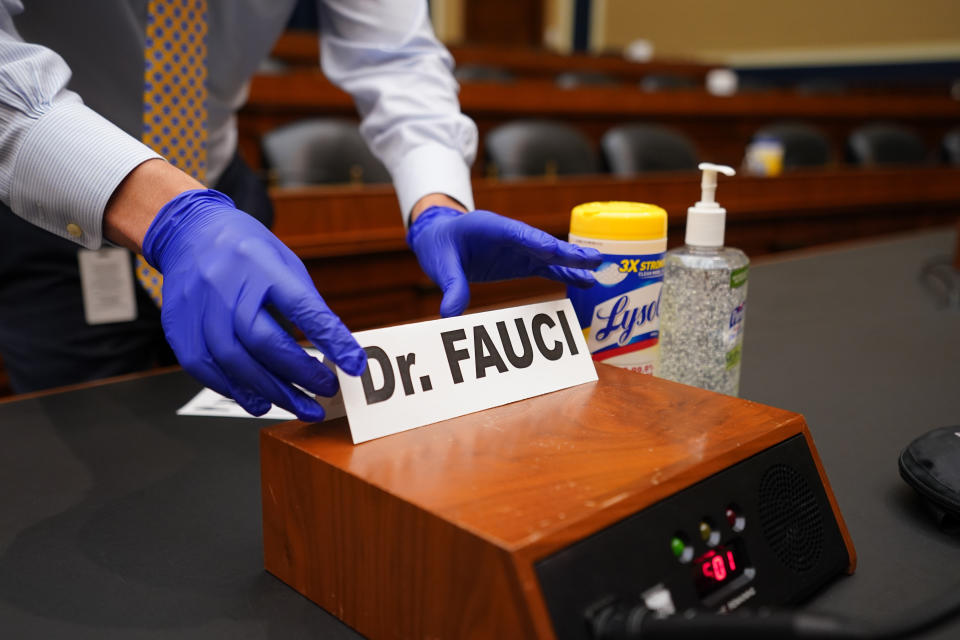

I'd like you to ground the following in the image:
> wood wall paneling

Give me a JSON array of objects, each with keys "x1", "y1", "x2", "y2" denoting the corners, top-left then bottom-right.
[{"x1": 464, "y1": 0, "x2": 544, "y2": 46}]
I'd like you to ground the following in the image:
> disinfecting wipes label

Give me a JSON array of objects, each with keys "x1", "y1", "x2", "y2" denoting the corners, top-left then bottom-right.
[
  {"x1": 568, "y1": 251, "x2": 664, "y2": 375},
  {"x1": 586, "y1": 283, "x2": 662, "y2": 353}
]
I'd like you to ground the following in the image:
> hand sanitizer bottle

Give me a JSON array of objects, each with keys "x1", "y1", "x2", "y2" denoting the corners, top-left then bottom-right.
[{"x1": 658, "y1": 163, "x2": 748, "y2": 396}]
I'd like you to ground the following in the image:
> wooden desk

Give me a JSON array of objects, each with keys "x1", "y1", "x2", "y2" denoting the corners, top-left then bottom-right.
[
  {"x1": 272, "y1": 168, "x2": 960, "y2": 330},
  {"x1": 239, "y1": 72, "x2": 960, "y2": 172}
]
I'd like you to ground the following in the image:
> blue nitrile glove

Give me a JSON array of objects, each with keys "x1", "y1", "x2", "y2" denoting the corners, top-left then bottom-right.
[
  {"x1": 143, "y1": 189, "x2": 367, "y2": 421},
  {"x1": 407, "y1": 206, "x2": 603, "y2": 317}
]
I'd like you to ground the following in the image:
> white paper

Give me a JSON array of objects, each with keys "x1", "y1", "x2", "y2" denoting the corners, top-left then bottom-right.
[
  {"x1": 177, "y1": 349, "x2": 345, "y2": 421},
  {"x1": 77, "y1": 247, "x2": 137, "y2": 325},
  {"x1": 337, "y1": 299, "x2": 598, "y2": 444}
]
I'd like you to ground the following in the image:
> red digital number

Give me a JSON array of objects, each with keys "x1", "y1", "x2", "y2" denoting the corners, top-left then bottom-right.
[
  {"x1": 701, "y1": 550, "x2": 738, "y2": 582},
  {"x1": 712, "y1": 555, "x2": 727, "y2": 581}
]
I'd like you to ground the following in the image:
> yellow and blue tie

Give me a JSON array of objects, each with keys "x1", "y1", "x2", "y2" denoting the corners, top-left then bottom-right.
[{"x1": 137, "y1": 0, "x2": 208, "y2": 306}]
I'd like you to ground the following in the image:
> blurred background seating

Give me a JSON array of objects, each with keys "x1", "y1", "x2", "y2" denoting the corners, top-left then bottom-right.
[
  {"x1": 750, "y1": 122, "x2": 834, "y2": 169},
  {"x1": 555, "y1": 70, "x2": 620, "y2": 88},
  {"x1": 601, "y1": 124, "x2": 699, "y2": 174},
  {"x1": 261, "y1": 118, "x2": 390, "y2": 187},
  {"x1": 484, "y1": 119, "x2": 600, "y2": 179},
  {"x1": 942, "y1": 128, "x2": 960, "y2": 166},
  {"x1": 454, "y1": 64, "x2": 516, "y2": 83},
  {"x1": 846, "y1": 123, "x2": 930, "y2": 167},
  {"x1": 638, "y1": 74, "x2": 700, "y2": 92}
]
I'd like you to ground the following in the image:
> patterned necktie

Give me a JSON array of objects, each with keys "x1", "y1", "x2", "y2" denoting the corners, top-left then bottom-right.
[{"x1": 136, "y1": 0, "x2": 208, "y2": 306}]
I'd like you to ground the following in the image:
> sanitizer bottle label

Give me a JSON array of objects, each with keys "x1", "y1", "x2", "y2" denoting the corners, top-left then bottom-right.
[{"x1": 567, "y1": 251, "x2": 665, "y2": 375}]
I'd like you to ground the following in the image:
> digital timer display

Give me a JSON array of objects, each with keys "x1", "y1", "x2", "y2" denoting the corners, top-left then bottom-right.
[{"x1": 692, "y1": 538, "x2": 750, "y2": 599}]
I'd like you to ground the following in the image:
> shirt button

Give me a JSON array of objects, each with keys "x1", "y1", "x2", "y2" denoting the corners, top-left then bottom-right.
[{"x1": 66, "y1": 223, "x2": 83, "y2": 238}]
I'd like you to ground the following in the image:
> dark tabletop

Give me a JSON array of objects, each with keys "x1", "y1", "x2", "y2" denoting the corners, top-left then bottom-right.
[{"x1": 1, "y1": 228, "x2": 958, "y2": 638}]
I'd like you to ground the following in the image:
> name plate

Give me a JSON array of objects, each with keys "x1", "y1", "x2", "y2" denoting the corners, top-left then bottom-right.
[{"x1": 337, "y1": 299, "x2": 598, "y2": 443}]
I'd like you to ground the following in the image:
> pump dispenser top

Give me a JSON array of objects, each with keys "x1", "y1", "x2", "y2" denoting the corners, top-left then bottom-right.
[{"x1": 685, "y1": 162, "x2": 735, "y2": 248}]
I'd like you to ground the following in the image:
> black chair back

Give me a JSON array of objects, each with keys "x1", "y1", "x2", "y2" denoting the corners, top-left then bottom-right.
[
  {"x1": 454, "y1": 65, "x2": 515, "y2": 84},
  {"x1": 942, "y1": 128, "x2": 960, "y2": 166},
  {"x1": 847, "y1": 123, "x2": 928, "y2": 166},
  {"x1": 639, "y1": 74, "x2": 699, "y2": 92},
  {"x1": 261, "y1": 119, "x2": 391, "y2": 186},
  {"x1": 555, "y1": 71, "x2": 620, "y2": 89},
  {"x1": 601, "y1": 124, "x2": 699, "y2": 175},
  {"x1": 752, "y1": 122, "x2": 833, "y2": 168},
  {"x1": 485, "y1": 120, "x2": 600, "y2": 179}
]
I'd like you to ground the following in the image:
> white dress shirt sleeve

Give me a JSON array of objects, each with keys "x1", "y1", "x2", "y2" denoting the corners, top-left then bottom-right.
[
  {"x1": 317, "y1": 0, "x2": 477, "y2": 224},
  {"x1": 0, "y1": 0, "x2": 159, "y2": 248}
]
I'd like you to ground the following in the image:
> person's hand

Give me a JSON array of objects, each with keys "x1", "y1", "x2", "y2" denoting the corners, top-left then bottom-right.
[
  {"x1": 143, "y1": 189, "x2": 366, "y2": 421},
  {"x1": 407, "y1": 206, "x2": 602, "y2": 317}
]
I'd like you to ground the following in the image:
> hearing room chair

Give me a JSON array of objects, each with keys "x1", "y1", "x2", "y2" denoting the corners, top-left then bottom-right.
[
  {"x1": 638, "y1": 74, "x2": 700, "y2": 92},
  {"x1": 941, "y1": 128, "x2": 960, "y2": 166},
  {"x1": 846, "y1": 123, "x2": 929, "y2": 167},
  {"x1": 555, "y1": 71, "x2": 620, "y2": 89},
  {"x1": 600, "y1": 124, "x2": 699, "y2": 175},
  {"x1": 261, "y1": 119, "x2": 391, "y2": 186},
  {"x1": 750, "y1": 121, "x2": 834, "y2": 169},
  {"x1": 454, "y1": 65, "x2": 515, "y2": 84},
  {"x1": 484, "y1": 120, "x2": 601, "y2": 179}
]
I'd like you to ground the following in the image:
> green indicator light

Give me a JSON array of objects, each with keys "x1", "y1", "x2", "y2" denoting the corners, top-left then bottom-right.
[{"x1": 670, "y1": 537, "x2": 686, "y2": 558}]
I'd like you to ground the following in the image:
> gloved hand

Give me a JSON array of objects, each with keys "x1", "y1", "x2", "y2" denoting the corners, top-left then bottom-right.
[
  {"x1": 143, "y1": 189, "x2": 367, "y2": 421},
  {"x1": 407, "y1": 206, "x2": 602, "y2": 317}
]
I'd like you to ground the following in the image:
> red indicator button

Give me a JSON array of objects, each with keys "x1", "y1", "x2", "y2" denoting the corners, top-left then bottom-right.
[{"x1": 725, "y1": 505, "x2": 746, "y2": 532}]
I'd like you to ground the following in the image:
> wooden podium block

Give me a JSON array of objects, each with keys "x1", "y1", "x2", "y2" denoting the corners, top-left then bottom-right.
[{"x1": 261, "y1": 364, "x2": 854, "y2": 640}]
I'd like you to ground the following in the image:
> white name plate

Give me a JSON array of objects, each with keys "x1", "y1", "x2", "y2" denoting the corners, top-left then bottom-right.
[{"x1": 337, "y1": 299, "x2": 598, "y2": 444}]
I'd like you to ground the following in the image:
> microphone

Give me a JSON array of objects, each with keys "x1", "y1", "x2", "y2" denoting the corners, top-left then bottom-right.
[{"x1": 589, "y1": 582, "x2": 960, "y2": 640}]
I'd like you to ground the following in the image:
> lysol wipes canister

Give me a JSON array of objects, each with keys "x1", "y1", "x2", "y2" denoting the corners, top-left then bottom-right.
[{"x1": 566, "y1": 201, "x2": 667, "y2": 375}]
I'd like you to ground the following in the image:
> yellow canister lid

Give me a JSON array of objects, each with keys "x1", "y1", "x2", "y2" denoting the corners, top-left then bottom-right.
[{"x1": 570, "y1": 201, "x2": 667, "y2": 241}]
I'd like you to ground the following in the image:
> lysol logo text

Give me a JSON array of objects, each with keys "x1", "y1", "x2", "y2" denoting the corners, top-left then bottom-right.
[{"x1": 590, "y1": 284, "x2": 662, "y2": 348}]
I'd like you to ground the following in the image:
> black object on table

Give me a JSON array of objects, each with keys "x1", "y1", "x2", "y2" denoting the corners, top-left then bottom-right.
[{"x1": 1, "y1": 228, "x2": 958, "y2": 639}]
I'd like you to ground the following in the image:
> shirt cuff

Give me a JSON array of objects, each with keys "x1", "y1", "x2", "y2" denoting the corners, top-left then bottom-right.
[
  {"x1": 390, "y1": 143, "x2": 475, "y2": 227},
  {"x1": 9, "y1": 101, "x2": 161, "y2": 249}
]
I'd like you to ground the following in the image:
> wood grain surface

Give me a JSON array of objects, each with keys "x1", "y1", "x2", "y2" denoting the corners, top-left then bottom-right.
[{"x1": 261, "y1": 363, "x2": 855, "y2": 639}]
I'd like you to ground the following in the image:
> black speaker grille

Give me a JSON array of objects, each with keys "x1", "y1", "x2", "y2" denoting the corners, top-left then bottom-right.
[{"x1": 758, "y1": 464, "x2": 824, "y2": 572}]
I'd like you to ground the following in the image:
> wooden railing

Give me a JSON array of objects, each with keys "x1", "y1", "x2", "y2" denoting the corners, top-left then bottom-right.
[{"x1": 271, "y1": 167, "x2": 960, "y2": 330}]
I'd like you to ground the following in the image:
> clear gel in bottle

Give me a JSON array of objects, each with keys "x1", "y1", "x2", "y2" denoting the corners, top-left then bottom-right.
[{"x1": 658, "y1": 163, "x2": 748, "y2": 396}]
